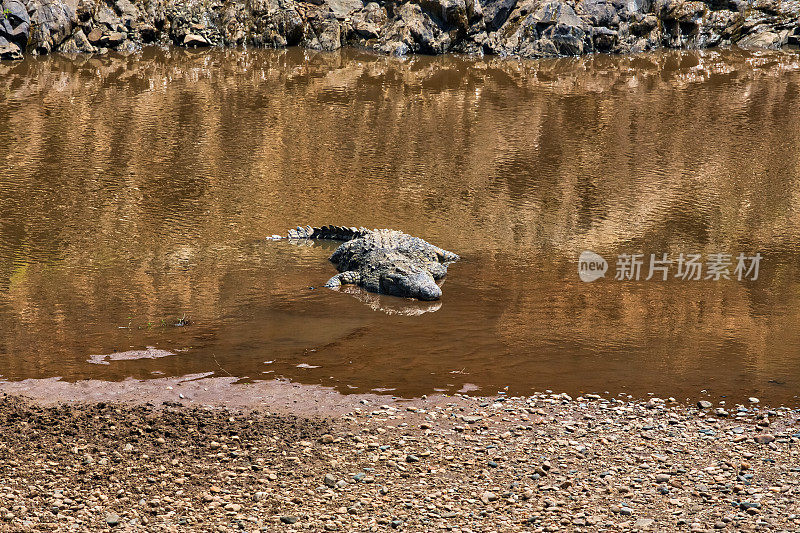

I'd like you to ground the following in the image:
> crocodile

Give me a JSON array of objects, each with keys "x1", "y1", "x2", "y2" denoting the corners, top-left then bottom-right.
[{"x1": 281, "y1": 225, "x2": 459, "y2": 300}]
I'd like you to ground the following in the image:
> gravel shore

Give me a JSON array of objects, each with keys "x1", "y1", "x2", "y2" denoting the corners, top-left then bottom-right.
[{"x1": 0, "y1": 391, "x2": 798, "y2": 532}]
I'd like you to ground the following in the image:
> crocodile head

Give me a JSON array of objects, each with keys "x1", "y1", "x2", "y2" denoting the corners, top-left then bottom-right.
[{"x1": 382, "y1": 268, "x2": 442, "y2": 301}]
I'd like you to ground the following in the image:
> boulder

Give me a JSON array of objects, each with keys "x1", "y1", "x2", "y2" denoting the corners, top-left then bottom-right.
[
  {"x1": 736, "y1": 29, "x2": 782, "y2": 49},
  {"x1": 592, "y1": 25, "x2": 617, "y2": 50},
  {"x1": 482, "y1": 0, "x2": 516, "y2": 31},
  {"x1": 580, "y1": 0, "x2": 620, "y2": 27},
  {"x1": 380, "y1": 2, "x2": 451, "y2": 54},
  {"x1": 417, "y1": 0, "x2": 480, "y2": 34},
  {"x1": 0, "y1": 0, "x2": 30, "y2": 50},
  {"x1": 506, "y1": 1, "x2": 589, "y2": 56},
  {"x1": 248, "y1": 0, "x2": 305, "y2": 47},
  {"x1": 27, "y1": 0, "x2": 77, "y2": 53},
  {"x1": 57, "y1": 27, "x2": 95, "y2": 52},
  {"x1": 114, "y1": 0, "x2": 139, "y2": 18},
  {"x1": 352, "y1": 2, "x2": 387, "y2": 39},
  {"x1": 304, "y1": 8, "x2": 342, "y2": 50},
  {"x1": 325, "y1": 0, "x2": 364, "y2": 19}
]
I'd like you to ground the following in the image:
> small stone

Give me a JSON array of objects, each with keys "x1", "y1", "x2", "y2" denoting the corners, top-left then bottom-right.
[
  {"x1": 634, "y1": 518, "x2": 654, "y2": 528},
  {"x1": 280, "y1": 516, "x2": 299, "y2": 524},
  {"x1": 697, "y1": 401, "x2": 713, "y2": 409},
  {"x1": 106, "y1": 514, "x2": 120, "y2": 527},
  {"x1": 324, "y1": 473, "x2": 337, "y2": 488},
  {"x1": 103, "y1": 32, "x2": 126, "y2": 47},
  {"x1": 749, "y1": 397, "x2": 760, "y2": 404},
  {"x1": 754, "y1": 434, "x2": 775, "y2": 444},
  {"x1": 620, "y1": 507, "x2": 633, "y2": 516},
  {"x1": 87, "y1": 28, "x2": 104, "y2": 44},
  {"x1": 655, "y1": 473, "x2": 670, "y2": 483},
  {"x1": 183, "y1": 33, "x2": 210, "y2": 47},
  {"x1": 480, "y1": 491, "x2": 498, "y2": 503},
  {"x1": 320, "y1": 434, "x2": 334, "y2": 444},
  {"x1": 406, "y1": 454, "x2": 419, "y2": 463}
]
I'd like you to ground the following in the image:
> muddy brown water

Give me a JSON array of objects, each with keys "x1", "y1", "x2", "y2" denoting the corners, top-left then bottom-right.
[{"x1": 1, "y1": 47, "x2": 800, "y2": 405}]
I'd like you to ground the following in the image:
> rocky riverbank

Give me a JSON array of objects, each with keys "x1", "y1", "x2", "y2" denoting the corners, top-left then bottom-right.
[
  {"x1": 0, "y1": 390, "x2": 799, "y2": 531},
  {"x1": 1, "y1": 0, "x2": 799, "y2": 61}
]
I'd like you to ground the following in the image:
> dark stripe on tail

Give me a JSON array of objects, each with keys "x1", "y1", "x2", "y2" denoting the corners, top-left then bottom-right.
[{"x1": 287, "y1": 225, "x2": 371, "y2": 241}]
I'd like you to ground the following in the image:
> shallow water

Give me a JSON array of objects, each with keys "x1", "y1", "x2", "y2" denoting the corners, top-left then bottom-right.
[{"x1": 1, "y1": 46, "x2": 800, "y2": 404}]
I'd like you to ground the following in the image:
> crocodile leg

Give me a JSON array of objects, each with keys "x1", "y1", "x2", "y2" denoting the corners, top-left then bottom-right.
[{"x1": 324, "y1": 271, "x2": 361, "y2": 288}]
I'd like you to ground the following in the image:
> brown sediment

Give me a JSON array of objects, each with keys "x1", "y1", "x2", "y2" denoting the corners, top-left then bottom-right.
[{"x1": 0, "y1": 376, "x2": 408, "y2": 416}]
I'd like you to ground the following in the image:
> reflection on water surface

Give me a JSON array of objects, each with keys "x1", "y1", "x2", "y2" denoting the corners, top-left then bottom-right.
[{"x1": 1, "y1": 47, "x2": 800, "y2": 404}]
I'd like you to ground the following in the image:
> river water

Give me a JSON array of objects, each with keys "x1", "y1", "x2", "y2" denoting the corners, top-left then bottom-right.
[{"x1": 1, "y1": 47, "x2": 799, "y2": 404}]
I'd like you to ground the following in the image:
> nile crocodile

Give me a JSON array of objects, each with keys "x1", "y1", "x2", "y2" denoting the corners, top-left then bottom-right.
[{"x1": 281, "y1": 225, "x2": 459, "y2": 300}]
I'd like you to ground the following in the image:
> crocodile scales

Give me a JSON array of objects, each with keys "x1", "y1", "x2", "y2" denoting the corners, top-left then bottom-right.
[{"x1": 283, "y1": 225, "x2": 459, "y2": 300}]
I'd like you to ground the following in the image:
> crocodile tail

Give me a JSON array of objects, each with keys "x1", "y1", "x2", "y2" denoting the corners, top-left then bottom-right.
[{"x1": 287, "y1": 225, "x2": 370, "y2": 241}]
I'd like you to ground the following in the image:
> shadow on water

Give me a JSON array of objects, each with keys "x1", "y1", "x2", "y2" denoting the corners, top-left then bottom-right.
[{"x1": 1, "y1": 47, "x2": 800, "y2": 403}]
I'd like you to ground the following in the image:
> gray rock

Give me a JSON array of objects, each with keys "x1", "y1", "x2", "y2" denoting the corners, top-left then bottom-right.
[
  {"x1": 736, "y1": 31, "x2": 782, "y2": 49},
  {"x1": 114, "y1": 0, "x2": 138, "y2": 17},
  {"x1": 352, "y1": 3, "x2": 386, "y2": 39},
  {"x1": 379, "y1": 2, "x2": 451, "y2": 55},
  {"x1": 482, "y1": 0, "x2": 517, "y2": 31},
  {"x1": 325, "y1": 0, "x2": 363, "y2": 18},
  {"x1": 0, "y1": 0, "x2": 30, "y2": 50},
  {"x1": 280, "y1": 516, "x2": 299, "y2": 524},
  {"x1": 27, "y1": 0, "x2": 77, "y2": 53},
  {"x1": 304, "y1": 10, "x2": 342, "y2": 50},
  {"x1": 106, "y1": 513, "x2": 120, "y2": 527},
  {"x1": 57, "y1": 28, "x2": 95, "y2": 52}
]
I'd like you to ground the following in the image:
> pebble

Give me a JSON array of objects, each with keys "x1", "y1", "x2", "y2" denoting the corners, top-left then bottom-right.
[
  {"x1": 480, "y1": 491, "x2": 498, "y2": 503},
  {"x1": 0, "y1": 392, "x2": 795, "y2": 533}
]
